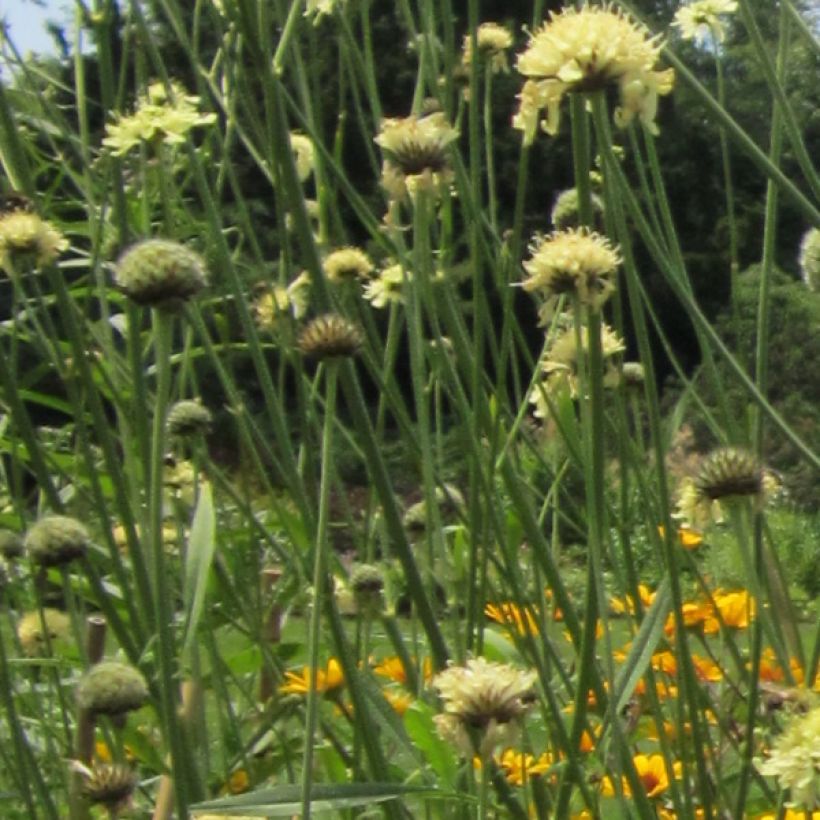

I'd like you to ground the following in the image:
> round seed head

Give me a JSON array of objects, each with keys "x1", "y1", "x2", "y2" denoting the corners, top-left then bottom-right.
[
  {"x1": 551, "y1": 188, "x2": 605, "y2": 230},
  {"x1": 621, "y1": 362, "x2": 645, "y2": 387},
  {"x1": 25, "y1": 515, "x2": 90, "y2": 567},
  {"x1": 76, "y1": 661, "x2": 149, "y2": 717},
  {"x1": 114, "y1": 239, "x2": 207, "y2": 309},
  {"x1": 0, "y1": 529, "x2": 24, "y2": 559},
  {"x1": 166, "y1": 400, "x2": 212, "y2": 438},
  {"x1": 350, "y1": 564, "x2": 385, "y2": 617},
  {"x1": 298, "y1": 313, "x2": 363, "y2": 360},
  {"x1": 695, "y1": 447, "x2": 763, "y2": 501}
]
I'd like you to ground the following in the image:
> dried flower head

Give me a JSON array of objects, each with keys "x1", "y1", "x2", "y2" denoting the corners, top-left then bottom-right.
[
  {"x1": 74, "y1": 761, "x2": 138, "y2": 812},
  {"x1": 550, "y1": 188, "x2": 605, "y2": 230},
  {"x1": 462, "y1": 23, "x2": 514, "y2": 74},
  {"x1": 0, "y1": 210, "x2": 68, "y2": 273},
  {"x1": 433, "y1": 657, "x2": 537, "y2": 757},
  {"x1": 350, "y1": 564, "x2": 385, "y2": 617},
  {"x1": 363, "y1": 263, "x2": 410, "y2": 308},
  {"x1": 254, "y1": 273, "x2": 311, "y2": 330},
  {"x1": 114, "y1": 239, "x2": 207, "y2": 308},
  {"x1": 375, "y1": 113, "x2": 459, "y2": 201},
  {"x1": 757, "y1": 702, "x2": 820, "y2": 810},
  {"x1": 514, "y1": 4, "x2": 674, "y2": 141},
  {"x1": 103, "y1": 81, "x2": 216, "y2": 157},
  {"x1": 76, "y1": 661, "x2": 149, "y2": 717},
  {"x1": 323, "y1": 247, "x2": 374, "y2": 283},
  {"x1": 673, "y1": 0, "x2": 738, "y2": 45},
  {"x1": 17, "y1": 608, "x2": 72, "y2": 656},
  {"x1": 167, "y1": 400, "x2": 212, "y2": 438},
  {"x1": 298, "y1": 313, "x2": 363, "y2": 359},
  {"x1": 289, "y1": 132, "x2": 315, "y2": 182},
  {"x1": 799, "y1": 227, "x2": 820, "y2": 292},
  {"x1": 25, "y1": 515, "x2": 90, "y2": 567},
  {"x1": 521, "y1": 228, "x2": 621, "y2": 321}
]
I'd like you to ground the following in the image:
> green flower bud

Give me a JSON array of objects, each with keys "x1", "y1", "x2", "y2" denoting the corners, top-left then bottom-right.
[
  {"x1": 167, "y1": 399, "x2": 212, "y2": 438},
  {"x1": 114, "y1": 239, "x2": 207, "y2": 308},
  {"x1": 350, "y1": 564, "x2": 385, "y2": 618},
  {"x1": 76, "y1": 661, "x2": 149, "y2": 717},
  {"x1": 0, "y1": 529, "x2": 24, "y2": 559},
  {"x1": 25, "y1": 515, "x2": 90, "y2": 566}
]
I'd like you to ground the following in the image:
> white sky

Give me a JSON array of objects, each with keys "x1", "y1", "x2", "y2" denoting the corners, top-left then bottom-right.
[{"x1": 2, "y1": 0, "x2": 72, "y2": 59}]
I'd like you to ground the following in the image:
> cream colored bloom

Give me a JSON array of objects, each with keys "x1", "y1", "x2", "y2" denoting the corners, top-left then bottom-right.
[
  {"x1": 757, "y1": 703, "x2": 820, "y2": 810},
  {"x1": 462, "y1": 23, "x2": 514, "y2": 74},
  {"x1": 530, "y1": 318, "x2": 625, "y2": 411},
  {"x1": 254, "y1": 272, "x2": 311, "y2": 329},
  {"x1": 362, "y1": 264, "x2": 409, "y2": 308},
  {"x1": 323, "y1": 247, "x2": 374, "y2": 283},
  {"x1": 673, "y1": 0, "x2": 738, "y2": 45},
  {"x1": 521, "y1": 228, "x2": 620, "y2": 321},
  {"x1": 0, "y1": 210, "x2": 68, "y2": 273},
  {"x1": 514, "y1": 4, "x2": 674, "y2": 140},
  {"x1": 799, "y1": 228, "x2": 820, "y2": 292},
  {"x1": 433, "y1": 657, "x2": 537, "y2": 757},
  {"x1": 289, "y1": 133, "x2": 315, "y2": 182},
  {"x1": 374, "y1": 113, "x2": 459, "y2": 202},
  {"x1": 103, "y1": 81, "x2": 216, "y2": 156}
]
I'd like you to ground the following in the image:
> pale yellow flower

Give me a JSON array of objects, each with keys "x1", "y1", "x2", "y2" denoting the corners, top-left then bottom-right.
[
  {"x1": 254, "y1": 272, "x2": 311, "y2": 329},
  {"x1": 673, "y1": 0, "x2": 738, "y2": 45},
  {"x1": 288, "y1": 133, "x2": 315, "y2": 182},
  {"x1": 757, "y1": 703, "x2": 820, "y2": 810},
  {"x1": 17, "y1": 608, "x2": 72, "y2": 656},
  {"x1": 304, "y1": 0, "x2": 343, "y2": 22},
  {"x1": 514, "y1": 4, "x2": 674, "y2": 140},
  {"x1": 800, "y1": 228, "x2": 820, "y2": 292},
  {"x1": 374, "y1": 113, "x2": 459, "y2": 202},
  {"x1": 323, "y1": 247, "x2": 374, "y2": 283},
  {"x1": 0, "y1": 210, "x2": 68, "y2": 273},
  {"x1": 521, "y1": 228, "x2": 621, "y2": 321},
  {"x1": 433, "y1": 657, "x2": 537, "y2": 757},
  {"x1": 103, "y1": 81, "x2": 216, "y2": 156},
  {"x1": 362, "y1": 264, "x2": 409, "y2": 309},
  {"x1": 462, "y1": 23, "x2": 514, "y2": 74}
]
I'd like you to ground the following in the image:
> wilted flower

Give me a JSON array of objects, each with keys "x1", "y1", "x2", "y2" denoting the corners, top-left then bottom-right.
[
  {"x1": 17, "y1": 608, "x2": 72, "y2": 656},
  {"x1": 280, "y1": 658, "x2": 344, "y2": 695},
  {"x1": 167, "y1": 400, "x2": 212, "y2": 438},
  {"x1": 521, "y1": 228, "x2": 621, "y2": 321},
  {"x1": 462, "y1": 23, "x2": 514, "y2": 74},
  {"x1": 77, "y1": 661, "x2": 149, "y2": 717},
  {"x1": 514, "y1": 4, "x2": 674, "y2": 141},
  {"x1": 433, "y1": 657, "x2": 537, "y2": 757},
  {"x1": 757, "y1": 703, "x2": 820, "y2": 810},
  {"x1": 25, "y1": 515, "x2": 90, "y2": 567},
  {"x1": 254, "y1": 273, "x2": 311, "y2": 329},
  {"x1": 551, "y1": 188, "x2": 605, "y2": 230},
  {"x1": 114, "y1": 239, "x2": 208, "y2": 309},
  {"x1": 0, "y1": 210, "x2": 68, "y2": 273},
  {"x1": 363, "y1": 263, "x2": 409, "y2": 309},
  {"x1": 288, "y1": 133, "x2": 315, "y2": 181},
  {"x1": 673, "y1": 0, "x2": 738, "y2": 45},
  {"x1": 102, "y1": 81, "x2": 216, "y2": 157},
  {"x1": 374, "y1": 113, "x2": 459, "y2": 202},
  {"x1": 298, "y1": 313, "x2": 363, "y2": 359},
  {"x1": 799, "y1": 228, "x2": 820, "y2": 292},
  {"x1": 323, "y1": 247, "x2": 374, "y2": 283}
]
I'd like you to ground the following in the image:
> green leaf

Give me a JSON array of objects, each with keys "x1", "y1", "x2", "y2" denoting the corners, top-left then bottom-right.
[
  {"x1": 191, "y1": 782, "x2": 447, "y2": 816},
  {"x1": 182, "y1": 480, "x2": 217, "y2": 657},
  {"x1": 403, "y1": 702, "x2": 459, "y2": 790}
]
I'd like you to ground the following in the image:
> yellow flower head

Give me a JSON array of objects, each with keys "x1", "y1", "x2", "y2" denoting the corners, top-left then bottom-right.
[
  {"x1": 602, "y1": 753, "x2": 682, "y2": 798},
  {"x1": 522, "y1": 228, "x2": 621, "y2": 320},
  {"x1": 514, "y1": 4, "x2": 674, "y2": 140},
  {"x1": 485, "y1": 602, "x2": 540, "y2": 636},
  {"x1": 103, "y1": 81, "x2": 216, "y2": 157},
  {"x1": 254, "y1": 272, "x2": 311, "y2": 330},
  {"x1": 462, "y1": 23, "x2": 514, "y2": 74},
  {"x1": 374, "y1": 113, "x2": 459, "y2": 202},
  {"x1": 279, "y1": 658, "x2": 344, "y2": 695},
  {"x1": 497, "y1": 748, "x2": 552, "y2": 785},
  {"x1": 288, "y1": 133, "x2": 315, "y2": 182},
  {"x1": 363, "y1": 263, "x2": 409, "y2": 309},
  {"x1": 757, "y1": 703, "x2": 820, "y2": 810},
  {"x1": 673, "y1": 0, "x2": 738, "y2": 45},
  {"x1": 0, "y1": 210, "x2": 68, "y2": 273},
  {"x1": 322, "y1": 247, "x2": 374, "y2": 283},
  {"x1": 304, "y1": 0, "x2": 343, "y2": 22},
  {"x1": 373, "y1": 655, "x2": 433, "y2": 685},
  {"x1": 17, "y1": 608, "x2": 72, "y2": 656}
]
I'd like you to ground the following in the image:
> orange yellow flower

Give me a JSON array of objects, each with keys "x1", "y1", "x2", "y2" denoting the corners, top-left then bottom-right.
[
  {"x1": 601, "y1": 753, "x2": 682, "y2": 798},
  {"x1": 497, "y1": 748, "x2": 552, "y2": 785},
  {"x1": 610, "y1": 583, "x2": 655, "y2": 615},
  {"x1": 373, "y1": 656, "x2": 432, "y2": 685},
  {"x1": 485, "y1": 601, "x2": 540, "y2": 635},
  {"x1": 383, "y1": 689, "x2": 414, "y2": 716},
  {"x1": 279, "y1": 658, "x2": 344, "y2": 695},
  {"x1": 657, "y1": 524, "x2": 704, "y2": 549}
]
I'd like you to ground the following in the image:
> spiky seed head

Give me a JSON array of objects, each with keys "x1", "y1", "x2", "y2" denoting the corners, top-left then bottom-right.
[
  {"x1": 76, "y1": 661, "x2": 149, "y2": 716},
  {"x1": 298, "y1": 314, "x2": 363, "y2": 360},
  {"x1": 114, "y1": 239, "x2": 207, "y2": 309},
  {"x1": 80, "y1": 762, "x2": 138, "y2": 810},
  {"x1": 25, "y1": 515, "x2": 90, "y2": 567},
  {"x1": 0, "y1": 529, "x2": 23, "y2": 559},
  {"x1": 350, "y1": 564, "x2": 385, "y2": 618},
  {"x1": 695, "y1": 447, "x2": 763, "y2": 501},
  {"x1": 166, "y1": 400, "x2": 212, "y2": 438}
]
